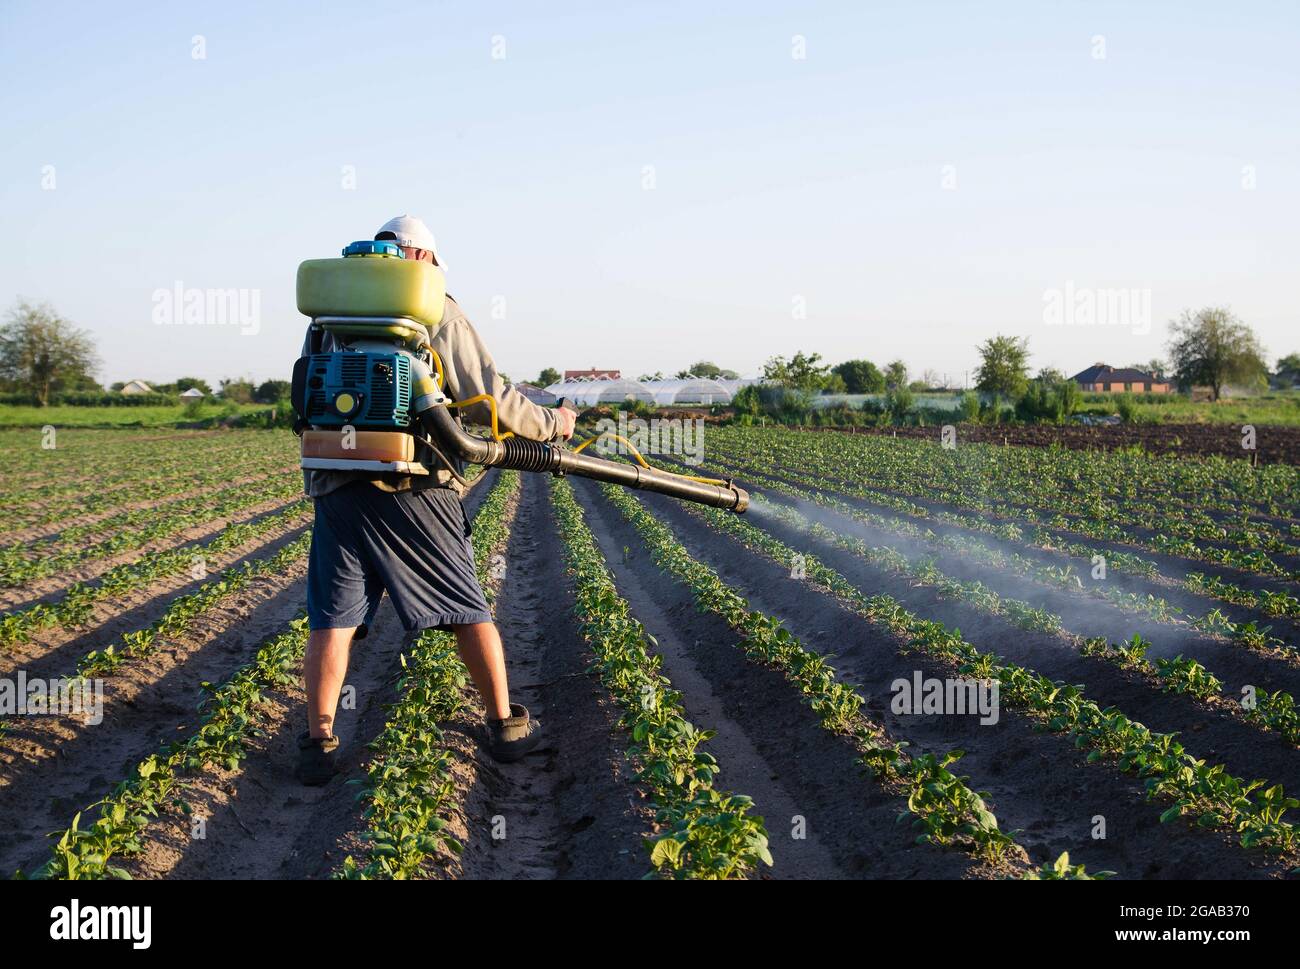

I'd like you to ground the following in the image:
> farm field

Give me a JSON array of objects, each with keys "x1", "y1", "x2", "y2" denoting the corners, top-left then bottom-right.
[
  {"x1": 811, "y1": 420, "x2": 1300, "y2": 464},
  {"x1": 2, "y1": 425, "x2": 1299, "y2": 880}
]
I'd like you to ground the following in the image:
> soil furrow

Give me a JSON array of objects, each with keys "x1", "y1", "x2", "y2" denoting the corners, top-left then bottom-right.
[
  {"x1": 727, "y1": 493, "x2": 1300, "y2": 795},
  {"x1": 571, "y1": 478, "x2": 995, "y2": 878},
  {"x1": 0, "y1": 512, "x2": 312, "y2": 684},
  {"x1": 620, "y1": 485, "x2": 1291, "y2": 879}
]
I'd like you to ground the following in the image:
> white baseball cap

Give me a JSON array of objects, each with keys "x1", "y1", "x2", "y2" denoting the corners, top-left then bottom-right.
[{"x1": 375, "y1": 215, "x2": 445, "y2": 268}]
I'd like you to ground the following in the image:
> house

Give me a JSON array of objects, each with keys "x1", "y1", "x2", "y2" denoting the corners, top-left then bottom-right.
[
  {"x1": 179, "y1": 387, "x2": 205, "y2": 400},
  {"x1": 564, "y1": 368, "x2": 621, "y2": 381},
  {"x1": 120, "y1": 379, "x2": 155, "y2": 395},
  {"x1": 513, "y1": 382, "x2": 557, "y2": 406},
  {"x1": 1070, "y1": 364, "x2": 1171, "y2": 394}
]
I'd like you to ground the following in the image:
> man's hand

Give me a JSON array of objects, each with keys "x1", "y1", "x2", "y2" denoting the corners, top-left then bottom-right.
[{"x1": 554, "y1": 405, "x2": 577, "y2": 441}]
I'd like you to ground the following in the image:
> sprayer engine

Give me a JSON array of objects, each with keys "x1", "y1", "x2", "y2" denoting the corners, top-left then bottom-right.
[{"x1": 297, "y1": 350, "x2": 413, "y2": 429}]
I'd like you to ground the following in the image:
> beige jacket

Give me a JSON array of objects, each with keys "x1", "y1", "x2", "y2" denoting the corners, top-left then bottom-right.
[{"x1": 301, "y1": 295, "x2": 563, "y2": 497}]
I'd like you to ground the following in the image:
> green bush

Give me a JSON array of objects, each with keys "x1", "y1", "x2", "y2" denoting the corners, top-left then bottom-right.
[
  {"x1": 0, "y1": 391, "x2": 180, "y2": 407},
  {"x1": 883, "y1": 387, "x2": 915, "y2": 424},
  {"x1": 1114, "y1": 394, "x2": 1140, "y2": 423},
  {"x1": 957, "y1": 391, "x2": 981, "y2": 423}
]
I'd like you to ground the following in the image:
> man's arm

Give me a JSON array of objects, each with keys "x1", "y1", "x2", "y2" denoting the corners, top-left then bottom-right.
[{"x1": 433, "y1": 308, "x2": 572, "y2": 442}]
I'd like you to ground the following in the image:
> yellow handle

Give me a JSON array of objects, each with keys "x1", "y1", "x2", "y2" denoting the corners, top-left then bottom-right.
[
  {"x1": 447, "y1": 393, "x2": 514, "y2": 441},
  {"x1": 572, "y1": 431, "x2": 728, "y2": 486},
  {"x1": 425, "y1": 348, "x2": 512, "y2": 442}
]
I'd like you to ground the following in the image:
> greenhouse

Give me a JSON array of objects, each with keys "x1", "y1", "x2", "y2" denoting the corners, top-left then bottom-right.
[
  {"x1": 643, "y1": 378, "x2": 735, "y2": 405},
  {"x1": 543, "y1": 376, "x2": 762, "y2": 407},
  {"x1": 542, "y1": 377, "x2": 657, "y2": 407}
]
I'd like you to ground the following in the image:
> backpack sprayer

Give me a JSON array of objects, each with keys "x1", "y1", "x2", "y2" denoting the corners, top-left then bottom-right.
[{"x1": 291, "y1": 242, "x2": 748, "y2": 512}]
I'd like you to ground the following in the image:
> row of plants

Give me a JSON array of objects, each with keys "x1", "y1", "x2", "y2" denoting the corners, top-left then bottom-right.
[
  {"x1": 0, "y1": 426, "x2": 286, "y2": 481},
  {"x1": 721, "y1": 424, "x2": 1300, "y2": 521},
  {"x1": 723, "y1": 464, "x2": 1293, "y2": 663},
  {"x1": 1081, "y1": 635, "x2": 1300, "y2": 746},
  {"x1": 706, "y1": 442, "x2": 1161, "y2": 579},
  {"x1": 684, "y1": 496, "x2": 1300, "y2": 857},
  {"x1": 596, "y1": 483, "x2": 1039, "y2": 871},
  {"x1": 0, "y1": 470, "x2": 302, "y2": 587},
  {"x1": 710, "y1": 429, "x2": 1300, "y2": 581},
  {"x1": 29, "y1": 617, "x2": 311, "y2": 879},
  {"x1": 1, "y1": 428, "x2": 290, "y2": 499},
  {"x1": 0, "y1": 531, "x2": 314, "y2": 746},
  {"x1": 743, "y1": 491, "x2": 1066, "y2": 634},
  {"x1": 13, "y1": 465, "x2": 290, "y2": 547},
  {"x1": 0, "y1": 495, "x2": 312, "y2": 648},
  {"x1": 1186, "y1": 571, "x2": 1300, "y2": 621},
  {"x1": 336, "y1": 468, "x2": 514, "y2": 880},
  {"x1": 77, "y1": 531, "x2": 314, "y2": 678},
  {"x1": 687, "y1": 489, "x2": 1300, "y2": 770},
  {"x1": 703, "y1": 444, "x2": 1293, "y2": 629},
  {"x1": 551, "y1": 478, "x2": 773, "y2": 878}
]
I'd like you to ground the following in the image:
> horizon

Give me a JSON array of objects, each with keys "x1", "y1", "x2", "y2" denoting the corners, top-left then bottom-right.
[{"x1": 2, "y1": 0, "x2": 1297, "y2": 387}]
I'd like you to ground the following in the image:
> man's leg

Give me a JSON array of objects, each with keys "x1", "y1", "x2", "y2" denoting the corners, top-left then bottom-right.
[
  {"x1": 304, "y1": 627, "x2": 356, "y2": 738},
  {"x1": 451, "y1": 621, "x2": 512, "y2": 720}
]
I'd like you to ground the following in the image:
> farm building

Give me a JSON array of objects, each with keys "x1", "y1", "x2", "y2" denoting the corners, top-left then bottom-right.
[
  {"x1": 1070, "y1": 364, "x2": 1171, "y2": 394},
  {"x1": 119, "y1": 379, "x2": 155, "y2": 395},
  {"x1": 564, "y1": 368, "x2": 621, "y2": 381},
  {"x1": 513, "y1": 382, "x2": 557, "y2": 406},
  {"x1": 179, "y1": 387, "x2": 205, "y2": 400}
]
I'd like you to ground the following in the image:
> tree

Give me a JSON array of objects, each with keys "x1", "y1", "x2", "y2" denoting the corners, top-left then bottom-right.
[
  {"x1": 219, "y1": 378, "x2": 256, "y2": 403},
  {"x1": 1274, "y1": 353, "x2": 1300, "y2": 386},
  {"x1": 883, "y1": 386, "x2": 914, "y2": 423},
  {"x1": 0, "y1": 300, "x2": 101, "y2": 405},
  {"x1": 176, "y1": 376, "x2": 213, "y2": 395},
  {"x1": 883, "y1": 360, "x2": 909, "y2": 391},
  {"x1": 1127, "y1": 359, "x2": 1167, "y2": 378},
  {"x1": 674, "y1": 361, "x2": 739, "y2": 380},
  {"x1": 255, "y1": 379, "x2": 291, "y2": 403},
  {"x1": 637, "y1": 371, "x2": 665, "y2": 382},
  {"x1": 974, "y1": 335, "x2": 1030, "y2": 401},
  {"x1": 1167, "y1": 307, "x2": 1268, "y2": 401},
  {"x1": 1017, "y1": 368, "x2": 1080, "y2": 423},
  {"x1": 762, "y1": 351, "x2": 833, "y2": 392},
  {"x1": 831, "y1": 359, "x2": 885, "y2": 394},
  {"x1": 536, "y1": 367, "x2": 561, "y2": 388}
]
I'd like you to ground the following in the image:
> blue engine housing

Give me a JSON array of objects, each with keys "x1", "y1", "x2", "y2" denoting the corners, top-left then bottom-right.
[{"x1": 296, "y1": 351, "x2": 413, "y2": 429}]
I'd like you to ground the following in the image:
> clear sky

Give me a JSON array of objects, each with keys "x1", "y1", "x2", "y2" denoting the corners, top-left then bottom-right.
[{"x1": 2, "y1": 1, "x2": 1296, "y2": 388}]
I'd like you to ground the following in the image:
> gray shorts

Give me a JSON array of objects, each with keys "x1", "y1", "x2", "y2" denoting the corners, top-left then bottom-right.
[{"x1": 306, "y1": 482, "x2": 492, "y2": 633}]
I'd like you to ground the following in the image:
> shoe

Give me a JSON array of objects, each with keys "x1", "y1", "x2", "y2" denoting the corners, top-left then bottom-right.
[
  {"x1": 486, "y1": 704, "x2": 543, "y2": 763},
  {"x1": 296, "y1": 732, "x2": 340, "y2": 786}
]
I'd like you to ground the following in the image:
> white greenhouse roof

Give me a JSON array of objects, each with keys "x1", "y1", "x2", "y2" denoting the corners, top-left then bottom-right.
[{"x1": 544, "y1": 376, "x2": 762, "y2": 407}]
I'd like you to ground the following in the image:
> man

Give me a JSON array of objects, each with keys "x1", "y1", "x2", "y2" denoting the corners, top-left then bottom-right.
[{"x1": 296, "y1": 214, "x2": 576, "y2": 785}]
